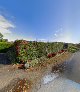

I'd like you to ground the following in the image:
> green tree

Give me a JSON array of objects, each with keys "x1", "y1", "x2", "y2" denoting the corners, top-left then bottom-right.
[{"x1": 0, "y1": 33, "x2": 3, "y2": 39}]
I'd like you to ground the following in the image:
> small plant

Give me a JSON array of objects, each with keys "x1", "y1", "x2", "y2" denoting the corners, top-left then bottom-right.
[
  {"x1": 29, "y1": 59, "x2": 39, "y2": 67},
  {"x1": 68, "y1": 46, "x2": 79, "y2": 53}
]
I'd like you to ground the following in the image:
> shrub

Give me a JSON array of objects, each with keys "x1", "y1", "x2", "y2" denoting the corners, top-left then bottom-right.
[
  {"x1": 14, "y1": 40, "x2": 28, "y2": 63},
  {"x1": 68, "y1": 46, "x2": 79, "y2": 53},
  {"x1": 7, "y1": 40, "x2": 28, "y2": 64},
  {"x1": 0, "y1": 42, "x2": 13, "y2": 53},
  {"x1": 29, "y1": 59, "x2": 39, "y2": 67},
  {"x1": 7, "y1": 40, "x2": 64, "y2": 66}
]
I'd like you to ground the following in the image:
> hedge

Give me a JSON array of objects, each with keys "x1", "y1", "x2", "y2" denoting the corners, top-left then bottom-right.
[
  {"x1": 0, "y1": 42, "x2": 13, "y2": 53},
  {"x1": 7, "y1": 40, "x2": 64, "y2": 64}
]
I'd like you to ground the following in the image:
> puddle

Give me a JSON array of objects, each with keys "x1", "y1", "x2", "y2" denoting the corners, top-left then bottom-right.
[{"x1": 42, "y1": 73, "x2": 59, "y2": 84}]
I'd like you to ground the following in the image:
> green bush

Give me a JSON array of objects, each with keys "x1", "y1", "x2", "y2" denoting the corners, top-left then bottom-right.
[
  {"x1": 29, "y1": 59, "x2": 39, "y2": 67},
  {"x1": 7, "y1": 40, "x2": 64, "y2": 65},
  {"x1": 0, "y1": 42, "x2": 13, "y2": 53},
  {"x1": 0, "y1": 39, "x2": 8, "y2": 42},
  {"x1": 68, "y1": 45, "x2": 79, "y2": 53}
]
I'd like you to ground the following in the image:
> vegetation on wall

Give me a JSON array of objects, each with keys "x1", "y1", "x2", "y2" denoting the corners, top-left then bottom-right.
[
  {"x1": 0, "y1": 31, "x2": 79, "y2": 68},
  {"x1": 5, "y1": 40, "x2": 80, "y2": 68},
  {"x1": 7, "y1": 40, "x2": 64, "y2": 64}
]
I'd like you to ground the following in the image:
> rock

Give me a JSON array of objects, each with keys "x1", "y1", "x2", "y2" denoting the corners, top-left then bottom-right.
[{"x1": 24, "y1": 63, "x2": 30, "y2": 69}]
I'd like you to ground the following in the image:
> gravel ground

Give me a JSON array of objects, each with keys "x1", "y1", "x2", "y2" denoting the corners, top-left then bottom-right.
[
  {"x1": 0, "y1": 52, "x2": 72, "y2": 92},
  {"x1": 0, "y1": 65, "x2": 27, "y2": 91}
]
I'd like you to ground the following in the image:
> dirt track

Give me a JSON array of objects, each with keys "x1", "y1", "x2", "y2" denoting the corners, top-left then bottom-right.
[{"x1": 0, "y1": 52, "x2": 72, "y2": 92}]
